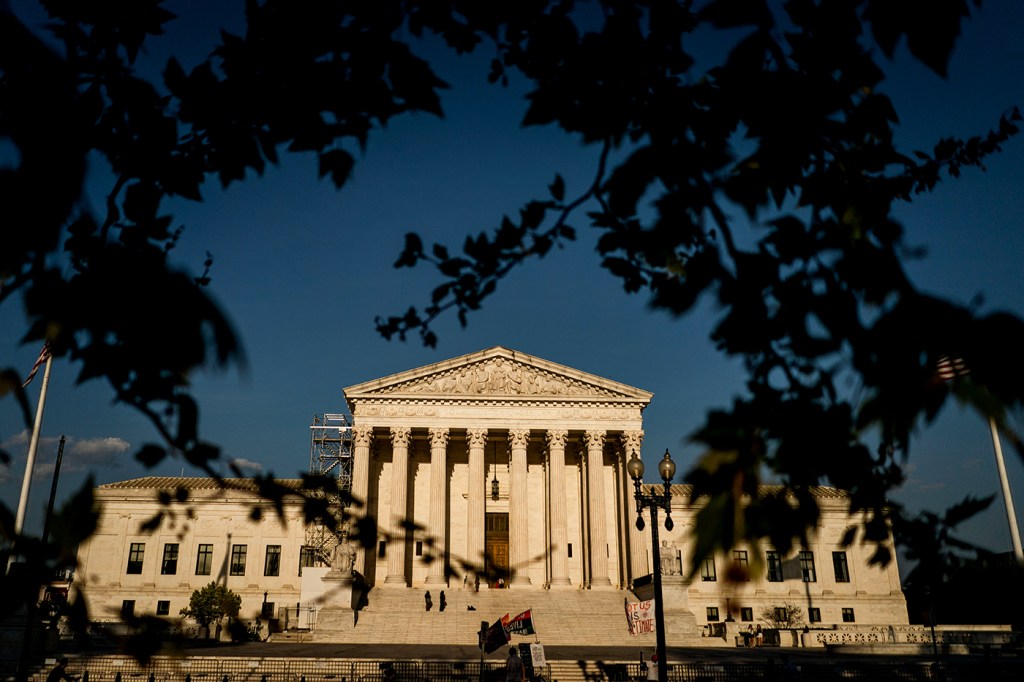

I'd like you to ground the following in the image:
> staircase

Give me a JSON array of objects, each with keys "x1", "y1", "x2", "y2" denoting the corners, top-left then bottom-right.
[{"x1": 307, "y1": 585, "x2": 707, "y2": 648}]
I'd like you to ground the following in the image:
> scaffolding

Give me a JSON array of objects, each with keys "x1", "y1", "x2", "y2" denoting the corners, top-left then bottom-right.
[{"x1": 305, "y1": 413, "x2": 354, "y2": 563}]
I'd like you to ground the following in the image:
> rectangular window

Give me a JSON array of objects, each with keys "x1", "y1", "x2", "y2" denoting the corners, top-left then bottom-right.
[
  {"x1": 706, "y1": 607, "x2": 719, "y2": 622},
  {"x1": 766, "y1": 550, "x2": 783, "y2": 582},
  {"x1": 415, "y1": 541, "x2": 423, "y2": 557},
  {"x1": 568, "y1": 543, "x2": 572, "y2": 558},
  {"x1": 774, "y1": 606, "x2": 788, "y2": 622},
  {"x1": 126, "y1": 543, "x2": 145, "y2": 574},
  {"x1": 195, "y1": 544, "x2": 213, "y2": 576},
  {"x1": 842, "y1": 608, "x2": 855, "y2": 623},
  {"x1": 700, "y1": 557, "x2": 717, "y2": 582},
  {"x1": 264, "y1": 545, "x2": 281, "y2": 576},
  {"x1": 799, "y1": 551, "x2": 817, "y2": 582},
  {"x1": 832, "y1": 551, "x2": 850, "y2": 583},
  {"x1": 808, "y1": 608, "x2": 821, "y2": 623},
  {"x1": 161, "y1": 543, "x2": 179, "y2": 575},
  {"x1": 156, "y1": 600, "x2": 170, "y2": 616},
  {"x1": 121, "y1": 600, "x2": 135, "y2": 618},
  {"x1": 299, "y1": 546, "x2": 316, "y2": 576},
  {"x1": 230, "y1": 544, "x2": 247, "y2": 576},
  {"x1": 740, "y1": 607, "x2": 753, "y2": 622},
  {"x1": 733, "y1": 550, "x2": 749, "y2": 580}
]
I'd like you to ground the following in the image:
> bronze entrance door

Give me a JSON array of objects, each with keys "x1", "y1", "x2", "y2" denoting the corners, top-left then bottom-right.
[{"x1": 484, "y1": 512, "x2": 509, "y2": 587}]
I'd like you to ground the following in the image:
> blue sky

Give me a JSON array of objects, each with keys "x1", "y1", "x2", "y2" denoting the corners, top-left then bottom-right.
[{"x1": 2, "y1": 0, "x2": 1023, "y2": 569}]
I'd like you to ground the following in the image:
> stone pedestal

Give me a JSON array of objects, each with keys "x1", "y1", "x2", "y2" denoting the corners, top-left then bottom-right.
[
  {"x1": 315, "y1": 573, "x2": 357, "y2": 636},
  {"x1": 660, "y1": 576, "x2": 699, "y2": 639}
]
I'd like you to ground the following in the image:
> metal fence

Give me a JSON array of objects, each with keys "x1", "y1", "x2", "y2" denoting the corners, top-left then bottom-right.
[{"x1": 17, "y1": 656, "x2": 1024, "y2": 682}]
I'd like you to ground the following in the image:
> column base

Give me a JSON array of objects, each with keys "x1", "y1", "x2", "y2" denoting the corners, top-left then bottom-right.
[
  {"x1": 510, "y1": 575, "x2": 532, "y2": 586},
  {"x1": 590, "y1": 577, "x2": 614, "y2": 588},
  {"x1": 423, "y1": 574, "x2": 447, "y2": 585},
  {"x1": 383, "y1": 575, "x2": 408, "y2": 587},
  {"x1": 549, "y1": 576, "x2": 573, "y2": 589}
]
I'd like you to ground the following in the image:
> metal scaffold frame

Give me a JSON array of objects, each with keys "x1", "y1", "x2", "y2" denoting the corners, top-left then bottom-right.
[{"x1": 305, "y1": 413, "x2": 354, "y2": 563}]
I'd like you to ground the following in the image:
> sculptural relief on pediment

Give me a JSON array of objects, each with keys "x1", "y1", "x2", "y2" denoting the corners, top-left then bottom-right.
[{"x1": 378, "y1": 357, "x2": 622, "y2": 398}]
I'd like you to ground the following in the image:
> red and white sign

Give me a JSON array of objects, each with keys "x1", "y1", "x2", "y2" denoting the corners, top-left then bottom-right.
[{"x1": 625, "y1": 599, "x2": 656, "y2": 635}]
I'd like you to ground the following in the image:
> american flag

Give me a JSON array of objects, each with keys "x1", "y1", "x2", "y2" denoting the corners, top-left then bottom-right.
[
  {"x1": 935, "y1": 355, "x2": 968, "y2": 381},
  {"x1": 22, "y1": 342, "x2": 51, "y2": 388}
]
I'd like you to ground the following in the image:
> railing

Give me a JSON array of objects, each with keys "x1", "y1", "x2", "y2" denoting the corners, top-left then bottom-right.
[{"x1": 17, "y1": 656, "x2": 1022, "y2": 682}]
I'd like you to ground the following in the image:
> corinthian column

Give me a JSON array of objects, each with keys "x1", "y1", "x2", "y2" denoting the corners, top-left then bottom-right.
[
  {"x1": 621, "y1": 430, "x2": 647, "y2": 583},
  {"x1": 585, "y1": 430, "x2": 612, "y2": 587},
  {"x1": 546, "y1": 430, "x2": 571, "y2": 587},
  {"x1": 508, "y1": 428, "x2": 532, "y2": 585},
  {"x1": 351, "y1": 424, "x2": 374, "y2": 576},
  {"x1": 466, "y1": 429, "x2": 488, "y2": 582},
  {"x1": 384, "y1": 426, "x2": 411, "y2": 586},
  {"x1": 424, "y1": 427, "x2": 450, "y2": 585}
]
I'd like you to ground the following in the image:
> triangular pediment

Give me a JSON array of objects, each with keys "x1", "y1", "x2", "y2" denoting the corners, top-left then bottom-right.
[{"x1": 344, "y1": 347, "x2": 652, "y2": 403}]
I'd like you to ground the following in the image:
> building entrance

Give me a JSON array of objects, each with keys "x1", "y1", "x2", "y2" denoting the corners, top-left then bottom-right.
[{"x1": 484, "y1": 512, "x2": 509, "y2": 587}]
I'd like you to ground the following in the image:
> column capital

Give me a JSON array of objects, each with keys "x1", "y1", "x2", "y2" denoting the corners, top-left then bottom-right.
[
  {"x1": 508, "y1": 428, "x2": 531, "y2": 449},
  {"x1": 467, "y1": 428, "x2": 488, "y2": 448},
  {"x1": 620, "y1": 430, "x2": 643, "y2": 457},
  {"x1": 583, "y1": 430, "x2": 606, "y2": 450},
  {"x1": 390, "y1": 426, "x2": 411, "y2": 447},
  {"x1": 545, "y1": 429, "x2": 568, "y2": 450},
  {"x1": 428, "y1": 427, "x2": 450, "y2": 449},
  {"x1": 353, "y1": 424, "x2": 374, "y2": 447}
]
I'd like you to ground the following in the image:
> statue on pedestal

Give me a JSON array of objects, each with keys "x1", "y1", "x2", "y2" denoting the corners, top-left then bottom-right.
[{"x1": 330, "y1": 530, "x2": 356, "y2": 579}]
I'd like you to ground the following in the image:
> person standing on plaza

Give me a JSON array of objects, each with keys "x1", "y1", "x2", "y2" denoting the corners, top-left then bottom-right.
[
  {"x1": 505, "y1": 646, "x2": 524, "y2": 681},
  {"x1": 424, "y1": 590, "x2": 432, "y2": 612},
  {"x1": 439, "y1": 590, "x2": 447, "y2": 612},
  {"x1": 756, "y1": 624, "x2": 764, "y2": 647},
  {"x1": 47, "y1": 658, "x2": 75, "y2": 682}
]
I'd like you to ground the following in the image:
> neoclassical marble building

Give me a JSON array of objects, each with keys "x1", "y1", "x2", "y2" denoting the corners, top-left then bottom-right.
[
  {"x1": 73, "y1": 347, "x2": 908, "y2": 632},
  {"x1": 345, "y1": 346, "x2": 651, "y2": 589}
]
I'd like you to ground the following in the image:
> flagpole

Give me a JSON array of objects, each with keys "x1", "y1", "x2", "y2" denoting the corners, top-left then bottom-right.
[
  {"x1": 988, "y1": 416, "x2": 1024, "y2": 564},
  {"x1": 13, "y1": 352, "x2": 53, "y2": 544}
]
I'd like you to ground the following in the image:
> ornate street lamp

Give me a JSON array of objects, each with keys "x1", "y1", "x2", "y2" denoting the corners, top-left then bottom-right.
[{"x1": 627, "y1": 449, "x2": 676, "y2": 682}]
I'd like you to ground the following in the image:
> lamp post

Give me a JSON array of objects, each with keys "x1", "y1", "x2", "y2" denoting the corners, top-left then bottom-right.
[{"x1": 627, "y1": 449, "x2": 676, "y2": 682}]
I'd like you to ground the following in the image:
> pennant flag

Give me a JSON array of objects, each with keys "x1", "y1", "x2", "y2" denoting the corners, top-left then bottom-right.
[
  {"x1": 483, "y1": 615, "x2": 511, "y2": 653},
  {"x1": 22, "y1": 342, "x2": 51, "y2": 388},
  {"x1": 625, "y1": 599, "x2": 656, "y2": 635},
  {"x1": 507, "y1": 609, "x2": 536, "y2": 636}
]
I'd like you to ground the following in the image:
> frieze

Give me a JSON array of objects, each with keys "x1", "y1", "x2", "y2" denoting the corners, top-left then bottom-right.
[
  {"x1": 377, "y1": 357, "x2": 622, "y2": 398},
  {"x1": 355, "y1": 402, "x2": 643, "y2": 421}
]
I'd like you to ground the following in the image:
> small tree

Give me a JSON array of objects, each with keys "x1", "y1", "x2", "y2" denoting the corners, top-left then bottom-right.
[
  {"x1": 760, "y1": 603, "x2": 805, "y2": 629},
  {"x1": 179, "y1": 582, "x2": 241, "y2": 631}
]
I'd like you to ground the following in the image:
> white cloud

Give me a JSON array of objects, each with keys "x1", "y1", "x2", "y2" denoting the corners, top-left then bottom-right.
[{"x1": 229, "y1": 458, "x2": 264, "y2": 475}]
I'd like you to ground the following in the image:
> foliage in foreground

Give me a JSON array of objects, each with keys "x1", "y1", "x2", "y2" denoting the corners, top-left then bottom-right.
[{"x1": 0, "y1": 0, "x2": 1020, "y2": 652}]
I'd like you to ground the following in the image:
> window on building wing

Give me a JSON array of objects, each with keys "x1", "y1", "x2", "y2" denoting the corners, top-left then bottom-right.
[
  {"x1": 299, "y1": 546, "x2": 316, "y2": 576},
  {"x1": 842, "y1": 607, "x2": 855, "y2": 623},
  {"x1": 740, "y1": 607, "x2": 753, "y2": 622},
  {"x1": 161, "y1": 543, "x2": 179, "y2": 575},
  {"x1": 265, "y1": 545, "x2": 282, "y2": 576},
  {"x1": 766, "y1": 550, "x2": 783, "y2": 582},
  {"x1": 732, "y1": 550, "x2": 750, "y2": 580},
  {"x1": 126, "y1": 543, "x2": 145, "y2": 574},
  {"x1": 799, "y1": 551, "x2": 816, "y2": 582},
  {"x1": 832, "y1": 551, "x2": 850, "y2": 582},
  {"x1": 156, "y1": 600, "x2": 170, "y2": 616},
  {"x1": 706, "y1": 607, "x2": 719, "y2": 622},
  {"x1": 230, "y1": 544, "x2": 247, "y2": 576},
  {"x1": 809, "y1": 608, "x2": 821, "y2": 623},
  {"x1": 195, "y1": 544, "x2": 213, "y2": 576},
  {"x1": 700, "y1": 557, "x2": 717, "y2": 581}
]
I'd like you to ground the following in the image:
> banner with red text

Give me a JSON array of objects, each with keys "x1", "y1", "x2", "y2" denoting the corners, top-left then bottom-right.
[{"x1": 625, "y1": 599, "x2": 656, "y2": 635}]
